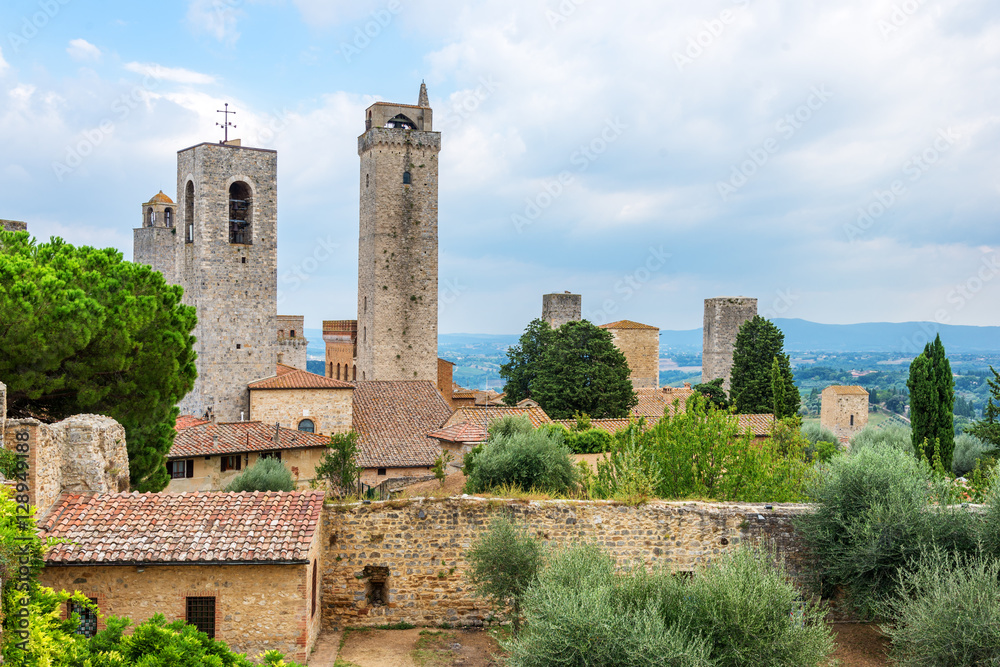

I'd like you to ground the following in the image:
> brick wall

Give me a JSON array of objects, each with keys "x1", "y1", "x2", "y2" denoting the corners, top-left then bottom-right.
[
  {"x1": 249, "y1": 387, "x2": 353, "y2": 436},
  {"x1": 320, "y1": 498, "x2": 816, "y2": 630}
]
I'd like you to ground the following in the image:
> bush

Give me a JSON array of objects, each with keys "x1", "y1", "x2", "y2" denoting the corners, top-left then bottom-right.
[
  {"x1": 504, "y1": 544, "x2": 833, "y2": 667},
  {"x1": 795, "y1": 445, "x2": 978, "y2": 618},
  {"x1": 800, "y1": 423, "x2": 840, "y2": 462},
  {"x1": 466, "y1": 515, "x2": 543, "y2": 634},
  {"x1": 564, "y1": 426, "x2": 614, "y2": 454},
  {"x1": 223, "y1": 457, "x2": 295, "y2": 492},
  {"x1": 849, "y1": 424, "x2": 912, "y2": 455},
  {"x1": 878, "y1": 551, "x2": 1000, "y2": 666},
  {"x1": 801, "y1": 422, "x2": 837, "y2": 447},
  {"x1": 464, "y1": 426, "x2": 578, "y2": 495},
  {"x1": 952, "y1": 432, "x2": 995, "y2": 477},
  {"x1": 488, "y1": 415, "x2": 534, "y2": 440}
]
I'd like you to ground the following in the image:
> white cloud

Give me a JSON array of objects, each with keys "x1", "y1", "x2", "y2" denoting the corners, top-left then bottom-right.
[
  {"x1": 186, "y1": 0, "x2": 243, "y2": 44},
  {"x1": 67, "y1": 38, "x2": 102, "y2": 62},
  {"x1": 123, "y1": 62, "x2": 215, "y2": 85}
]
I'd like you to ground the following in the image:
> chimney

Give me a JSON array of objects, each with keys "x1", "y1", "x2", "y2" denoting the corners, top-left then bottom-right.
[{"x1": 273, "y1": 422, "x2": 280, "y2": 446}]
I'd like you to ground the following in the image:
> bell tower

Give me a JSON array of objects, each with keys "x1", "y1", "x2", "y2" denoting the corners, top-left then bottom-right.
[{"x1": 356, "y1": 83, "x2": 440, "y2": 382}]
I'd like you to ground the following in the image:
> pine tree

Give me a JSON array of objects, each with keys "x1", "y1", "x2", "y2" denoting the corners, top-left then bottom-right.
[
  {"x1": 968, "y1": 366, "x2": 1000, "y2": 447},
  {"x1": 730, "y1": 316, "x2": 792, "y2": 414},
  {"x1": 771, "y1": 354, "x2": 800, "y2": 419},
  {"x1": 907, "y1": 335, "x2": 955, "y2": 469}
]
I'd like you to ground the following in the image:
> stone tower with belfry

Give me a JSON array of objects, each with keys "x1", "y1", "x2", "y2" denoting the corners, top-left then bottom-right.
[
  {"x1": 133, "y1": 137, "x2": 278, "y2": 422},
  {"x1": 355, "y1": 83, "x2": 440, "y2": 382}
]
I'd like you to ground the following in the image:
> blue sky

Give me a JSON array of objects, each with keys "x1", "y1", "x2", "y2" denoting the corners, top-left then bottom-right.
[{"x1": 1, "y1": 0, "x2": 998, "y2": 334}]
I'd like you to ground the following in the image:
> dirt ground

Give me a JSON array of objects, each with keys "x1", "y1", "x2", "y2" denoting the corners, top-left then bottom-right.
[
  {"x1": 829, "y1": 623, "x2": 891, "y2": 666},
  {"x1": 336, "y1": 627, "x2": 502, "y2": 667}
]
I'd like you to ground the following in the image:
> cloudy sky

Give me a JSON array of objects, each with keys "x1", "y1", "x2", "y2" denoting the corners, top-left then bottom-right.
[{"x1": 1, "y1": 0, "x2": 998, "y2": 334}]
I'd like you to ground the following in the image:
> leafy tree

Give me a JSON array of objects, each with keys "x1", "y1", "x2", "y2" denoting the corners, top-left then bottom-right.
[
  {"x1": 0, "y1": 232, "x2": 197, "y2": 491},
  {"x1": 314, "y1": 430, "x2": 362, "y2": 497},
  {"x1": 968, "y1": 366, "x2": 1000, "y2": 448},
  {"x1": 432, "y1": 450, "x2": 453, "y2": 486},
  {"x1": 770, "y1": 354, "x2": 800, "y2": 420},
  {"x1": 907, "y1": 335, "x2": 955, "y2": 469},
  {"x1": 730, "y1": 316, "x2": 790, "y2": 414},
  {"x1": 527, "y1": 320, "x2": 637, "y2": 419},
  {"x1": 466, "y1": 515, "x2": 543, "y2": 634},
  {"x1": 693, "y1": 378, "x2": 730, "y2": 410},
  {"x1": 500, "y1": 318, "x2": 554, "y2": 405},
  {"x1": 223, "y1": 457, "x2": 295, "y2": 492}
]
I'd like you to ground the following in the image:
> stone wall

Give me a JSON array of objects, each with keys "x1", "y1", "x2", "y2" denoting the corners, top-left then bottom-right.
[
  {"x1": 607, "y1": 327, "x2": 659, "y2": 389},
  {"x1": 249, "y1": 387, "x2": 353, "y2": 436},
  {"x1": 542, "y1": 293, "x2": 581, "y2": 329},
  {"x1": 702, "y1": 297, "x2": 757, "y2": 392},
  {"x1": 820, "y1": 387, "x2": 869, "y2": 441},
  {"x1": 276, "y1": 315, "x2": 309, "y2": 370},
  {"x1": 0, "y1": 219, "x2": 27, "y2": 232},
  {"x1": 320, "y1": 498, "x2": 814, "y2": 630},
  {"x1": 3, "y1": 415, "x2": 129, "y2": 513}
]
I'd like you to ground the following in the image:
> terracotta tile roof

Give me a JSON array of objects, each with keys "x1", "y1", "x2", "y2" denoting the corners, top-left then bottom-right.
[
  {"x1": 352, "y1": 381, "x2": 453, "y2": 468},
  {"x1": 736, "y1": 414, "x2": 775, "y2": 436},
  {"x1": 631, "y1": 387, "x2": 694, "y2": 419},
  {"x1": 175, "y1": 415, "x2": 210, "y2": 431},
  {"x1": 169, "y1": 421, "x2": 330, "y2": 458},
  {"x1": 40, "y1": 491, "x2": 324, "y2": 565},
  {"x1": 427, "y1": 422, "x2": 487, "y2": 444},
  {"x1": 444, "y1": 406, "x2": 553, "y2": 430},
  {"x1": 822, "y1": 385, "x2": 870, "y2": 396},
  {"x1": 553, "y1": 418, "x2": 649, "y2": 435},
  {"x1": 598, "y1": 320, "x2": 659, "y2": 331},
  {"x1": 249, "y1": 365, "x2": 353, "y2": 390}
]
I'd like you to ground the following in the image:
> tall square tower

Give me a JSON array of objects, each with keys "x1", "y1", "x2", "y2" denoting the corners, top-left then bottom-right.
[
  {"x1": 134, "y1": 141, "x2": 278, "y2": 422},
  {"x1": 356, "y1": 84, "x2": 440, "y2": 382}
]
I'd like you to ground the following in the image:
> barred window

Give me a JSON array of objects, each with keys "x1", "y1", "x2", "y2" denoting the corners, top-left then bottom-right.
[{"x1": 186, "y1": 597, "x2": 215, "y2": 638}]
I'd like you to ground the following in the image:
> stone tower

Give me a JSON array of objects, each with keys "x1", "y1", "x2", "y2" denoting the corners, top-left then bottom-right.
[
  {"x1": 356, "y1": 84, "x2": 440, "y2": 382},
  {"x1": 133, "y1": 141, "x2": 278, "y2": 422},
  {"x1": 702, "y1": 297, "x2": 757, "y2": 393},
  {"x1": 276, "y1": 315, "x2": 308, "y2": 370},
  {"x1": 542, "y1": 292, "x2": 581, "y2": 328},
  {"x1": 323, "y1": 319, "x2": 358, "y2": 381}
]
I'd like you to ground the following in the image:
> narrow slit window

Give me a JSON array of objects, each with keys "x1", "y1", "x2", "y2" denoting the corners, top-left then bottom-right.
[{"x1": 184, "y1": 181, "x2": 195, "y2": 243}]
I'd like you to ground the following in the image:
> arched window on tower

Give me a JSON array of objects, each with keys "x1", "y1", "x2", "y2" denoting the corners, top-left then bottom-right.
[
  {"x1": 298, "y1": 419, "x2": 315, "y2": 433},
  {"x1": 164, "y1": 208, "x2": 173, "y2": 228},
  {"x1": 403, "y1": 171, "x2": 412, "y2": 185},
  {"x1": 336, "y1": 363, "x2": 341, "y2": 380},
  {"x1": 185, "y1": 181, "x2": 195, "y2": 243},
  {"x1": 145, "y1": 208, "x2": 153, "y2": 227},
  {"x1": 353, "y1": 366, "x2": 358, "y2": 381},
  {"x1": 229, "y1": 182, "x2": 252, "y2": 245}
]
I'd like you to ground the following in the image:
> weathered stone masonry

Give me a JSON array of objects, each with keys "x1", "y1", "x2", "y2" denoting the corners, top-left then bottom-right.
[{"x1": 320, "y1": 498, "x2": 813, "y2": 630}]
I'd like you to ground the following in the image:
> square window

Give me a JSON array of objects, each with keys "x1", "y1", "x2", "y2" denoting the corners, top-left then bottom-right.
[
  {"x1": 186, "y1": 596, "x2": 215, "y2": 638},
  {"x1": 221, "y1": 455, "x2": 242, "y2": 472},
  {"x1": 236, "y1": 344, "x2": 242, "y2": 350},
  {"x1": 377, "y1": 468, "x2": 387, "y2": 476},
  {"x1": 169, "y1": 460, "x2": 193, "y2": 479},
  {"x1": 70, "y1": 598, "x2": 98, "y2": 638}
]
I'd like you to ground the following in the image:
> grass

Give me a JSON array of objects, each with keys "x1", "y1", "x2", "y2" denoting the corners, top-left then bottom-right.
[{"x1": 411, "y1": 629, "x2": 453, "y2": 667}]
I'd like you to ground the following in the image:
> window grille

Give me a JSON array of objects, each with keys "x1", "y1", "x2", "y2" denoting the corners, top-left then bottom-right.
[
  {"x1": 186, "y1": 597, "x2": 215, "y2": 638},
  {"x1": 70, "y1": 599, "x2": 98, "y2": 637}
]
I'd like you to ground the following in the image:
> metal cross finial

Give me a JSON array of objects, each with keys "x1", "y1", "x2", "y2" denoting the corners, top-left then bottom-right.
[{"x1": 216, "y1": 103, "x2": 236, "y2": 143}]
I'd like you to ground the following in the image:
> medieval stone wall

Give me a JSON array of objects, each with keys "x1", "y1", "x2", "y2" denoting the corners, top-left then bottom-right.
[
  {"x1": 324, "y1": 320, "x2": 358, "y2": 381},
  {"x1": 133, "y1": 226, "x2": 179, "y2": 286},
  {"x1": 320, "y1": 498, "x2": 814, "y2": 630},
  {"x1": 249, "y1": 388, "x2": 353, "y2": 436},
  {"x1": 276, "y1": 315, "x2": 309, "y2": 370},
  {"x1": 542, "y1": 293, "x2": 581, "y2": 328},
  {"x1": 356, "y1": 127, "x2": 440, "y2": 384},
  {"x1": 0, "y1": 220, "x2": 27, "y2": 232},
  {"x1": 702, "y1": 297, "x2": 757, "y2": 392},
  {"x1": 608, "y1": 327, "x2": 660, "y2": 389}
]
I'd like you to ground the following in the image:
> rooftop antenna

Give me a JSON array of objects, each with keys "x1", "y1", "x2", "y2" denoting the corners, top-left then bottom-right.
[{"x1": 216, "y1": 103, "x2": 236, "y2": 143}]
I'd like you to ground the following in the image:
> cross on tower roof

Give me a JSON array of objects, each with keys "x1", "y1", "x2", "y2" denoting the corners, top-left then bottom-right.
[{"x1": 216, "y1": 103, "x2": 236, "y2": 143}]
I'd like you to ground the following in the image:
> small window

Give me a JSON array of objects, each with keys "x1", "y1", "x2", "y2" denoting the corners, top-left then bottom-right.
[
  {"x1": 290, "y1": 329, "x2": 296, "y2": 338},
  {"x1": 298, "y1": 419, "x2": 315, "y2": 433},
  {"x1": 336, "y1": 363, "x2": 341, "y2": 380},
  {"x1": 311, "y1": 560, "x2": 318, "y2": 618},
  {"x1": 186, "y1": 597, "x2": 216, "y2": 638},
  {"x1": 241, "y1": 257, "x2": 246, "y2": 264},
  {"x1": 169, "y1": 460, "x2": 194, "y2": 479},
  {"x1": 850, "y1": 415, "x2": 854, "y2": 426},
  {"x1": 377, "y1": 467, "x2": 387, "y2": 476},
  {"x1": 184, "y1": 181, "x2": 194, "y2": 243},
  {"x1": 403, "y1": 171, "x2": 412, "y2": 185},
  {"x1": 228, "y1": 181, "x2": 252, "y2": 245},
  {"x1": 260, "y1": 451, "x2": 282, "y2": 461},
  {"x1": 164, "y1": 208, "x2": 173, "y2": 228},
  {"x1": 236, "y1": 343, "x2": 241, "y2": 350},
  {"x1": 366, "y1": 173, "x2": 369, "y2": 188},
  {"x1": 221, "y1": 455, "x2": 242, "y2": 473},
  {"x1": 70, "y1": 598, "x2": 99, "y2": 638}
]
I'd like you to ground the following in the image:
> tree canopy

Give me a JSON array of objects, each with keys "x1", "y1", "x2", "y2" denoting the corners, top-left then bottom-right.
[
  {"x1": 907, "y1": 334, "x2": 955, "y2": 468},
  {"x1": 501, "y1": 319, "x2": 637, "y2": 419},
  {"x1": 729, "y1": 315, "x2": 795, "y2": 415},
  {"x1": 0, "y1": 231, "x2": 197, "y2": 491},
  {"x1": 968, "y1": 366, "x2": 1000, "y2": 448}
]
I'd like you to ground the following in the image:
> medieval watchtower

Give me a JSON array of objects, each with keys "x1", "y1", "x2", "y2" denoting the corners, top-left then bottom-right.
[
  {"x1": 133, "y1": 140, "x2": 278, "y2": 422},
  {"x1": 702, "y1": 296, "x2": 757, "y2": 393},
  {"x1": 355, "y1": 83, "x2": 440, "y2": 382}
]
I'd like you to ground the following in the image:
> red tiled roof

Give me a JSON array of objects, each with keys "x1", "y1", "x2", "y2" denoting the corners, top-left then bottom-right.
[
  {"x1": 598, "y1": 320, "x2": 659, "y2": 331},
  {"x1": 444, "y1": 406, "x2": 553, "y2": 429},
  {"x1": 41, "y1": 491, "x2": 324, "y2": 565},
  {"x1": 822, "y1": 385, "x2": 869, "y2": 396},
  {"x1": 631, "y1": 387, "x2": 694, "y2": 419},
  {"x1": 736, "y1": 414, "x2": 775, "y2": 436},
  {"x1": 249, "y1": 365, "x2": 353, "y2": 390},
  {"x1": 427, "y1": 422, "x2": 488, "y2": 444},
  {"x1": 169, "y1": 421, "x2": 330, "y2": 458},
  {"x1": 553, "y1": 418, "x2": 649, "y2": 435},
  {"x1": 175, "y1": 415, "x2": 210, "y2": 431},
  {"x1": 352, "y1": 381, "x2": 453, "y2": 468}
]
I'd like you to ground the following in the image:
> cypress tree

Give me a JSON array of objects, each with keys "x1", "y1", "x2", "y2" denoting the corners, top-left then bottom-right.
[{"x1": 907, "y1": 335, "x2": 955, "y2": 469}]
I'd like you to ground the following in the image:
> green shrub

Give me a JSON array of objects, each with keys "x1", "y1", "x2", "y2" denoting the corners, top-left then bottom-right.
[
  {"x1": 223, "y1": 457, "x2": 295, "y2": 492},
  {"x1": 795, "y1": 444, "x2": 978, "y2": 618},
  {"x1": 849, "y1": 424, "x2": 912, "y2": 455},
  {"x1": 0, "y1": 447, "x2": 19, "y2": 479},
  {"x1": 564, "y1": 427, "x2": 614, "y2": 454},
  {"x1": 487, "y1": 415, "x2": 534, "y2": 440},
  {"x1": 878, "y1": 551, "x2": 1000, "y2": 666},
  {"x1": 466, "y1": 515, "x2": 543, "y2": 634},
  {"x1": 590, "y1": 425, "x2": 662, "y2": 501},
  {"x1": 314, "y1": 430, "x2": 362, "y2": 497},
  {"x1": 952, "y1": 432, "x2": 995, "y2": 477},
  {"x1": 801, "y1": 422, "x2": 837, "y2": 447},
  {"x1": 464, "y1": 427, "x2": 578, "y2": 495},
  {"x1": 800, "y1": 423, "x2": 840, "y2": 463}
]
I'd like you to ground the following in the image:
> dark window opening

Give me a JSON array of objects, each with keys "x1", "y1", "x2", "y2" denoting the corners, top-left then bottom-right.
[
  {"x1": 145, "y1": 208, "x2": 153, "y2": 227},
  {"x1": 260, "y1": 451, "x2": 282, "y2": 461},
  {"x1": 850, "y1": 414, "x2": 854, "y2": 426},
  {"x1": 366, "y1": 173, "x2": 369, "y2": 188},
  {"x1": 221, "y1": 455, "x2": 242, "y2": 473},
  {"x1": 298, "y1": 419, "x2": 315, "y2": 433},
  {"x1": 185, "y1": 181, "x2": 194, "y2": 243},
  {"x1": 169, "y1": 459, "x2": 194, "y2": 479},
  {"x1": 228, "y1": 181, "x2": 252, "y2": 245},
  {"x1": 311, "y1": 560, "x2": 318, "y2": 618},
  {"x1": 403, "y1": 171, "x2": 412, "y2": 185},
  {"x1": 70, "y1": 598, "x2": 99, "y2": 638},
  {"x1": 241, "y1": 256, "x2": 246, "y2": 264},
  {"x1": 236, "y1": 343, "x2": 241, "y2": 349},
  {"x1": 290, "y1": 329, "x2": 296, "y2": 338},
  {"x1": 386, "y1": 114, "x2": 416, "y2": 130},
  {"x1": 336, "y1": 363, "x2": 341, "y2": 380},
  {"x1": 164, "y1": 208, "x2": 173, "y2": 228},
  {"x1": 362, "y1": 565, "x2": 390, "y2": 606},
  {"x1": 377, "y1": 468, "x2": 386, "y2": 476},
  {"x1": 186, "y1": 597, "x2": 216, "y2": 638}
]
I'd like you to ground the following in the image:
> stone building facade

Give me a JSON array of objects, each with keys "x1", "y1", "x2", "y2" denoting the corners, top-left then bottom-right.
[
  {"x1": 276, "y1": 315, "x2": 308, "y2": 370},
  {"x1": 702, "y1": 297, "x2": 757, "y2": 393},
  {"x1": 133, "y1": 141, "x2": 278, "y2": 422},
  {"x1": 820, "y1": 385, "x2": 869, "y2": 441},
  {"x1": 542, "y1": 292, "x2": 581, "y2": 328},
  {"x1": 0, "y1": 219, "x2": 27, "y2": 232},
  {"x1": 248, "y1": 365, "x2": 354, "y2": 436},
  {"x1": 323, "y1": 319, "x2": 358, "y2": 381},
  {"x1": 600, "y1": 320, "x2": 660, "y2": 388},
  {"x1": 356, "y1": 84, "x2": 440, "y2": 383}
]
